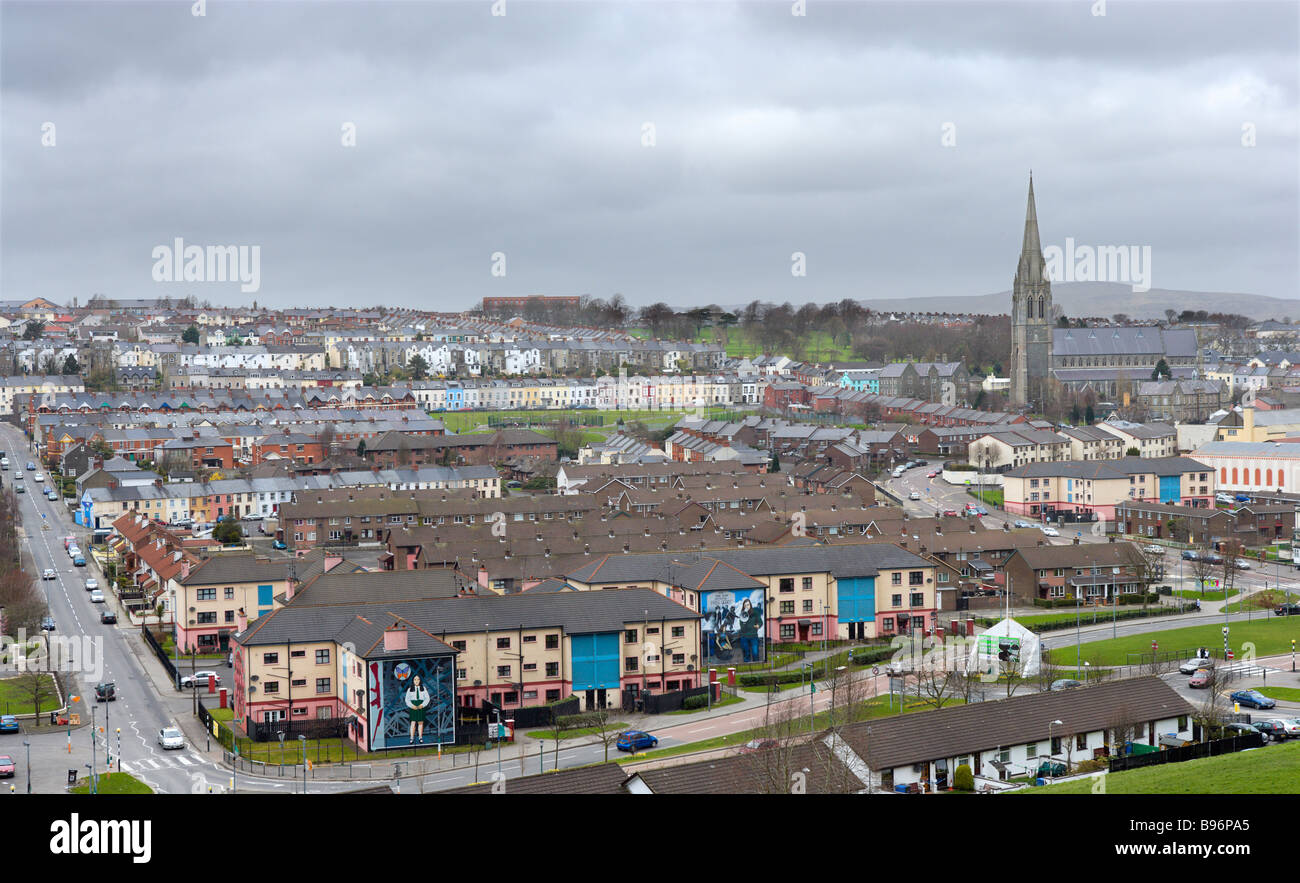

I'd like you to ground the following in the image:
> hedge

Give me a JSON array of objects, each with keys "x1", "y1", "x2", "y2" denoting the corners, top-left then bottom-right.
[
  {"x1": 975, "y1": 606, "x2": 1186, "y2": 634},
  {"x1": 737, "y1": 645, "x2": 897, "y2": 687}
]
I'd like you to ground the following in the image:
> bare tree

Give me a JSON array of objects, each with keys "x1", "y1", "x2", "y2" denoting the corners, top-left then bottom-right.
[
  {"x1": 580, "y1": 708, "x2": 621, "y2": 764},
  {"x1": 16, "y1": 671, "x2": 52, "y2": 725},
  {"x1": 1219, "y1": 538, "x2": 1243, "y2": 604},
  {"x1": 1108, "y1": 701, "x2": 1143, "y2": 753},
  {"x1": 1188, "y1": 545, "x2": 1216, "y2": 597}
]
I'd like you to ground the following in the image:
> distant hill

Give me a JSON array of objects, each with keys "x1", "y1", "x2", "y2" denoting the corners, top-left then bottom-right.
[{"x1": 859, "y1": 282, "x2": 1296, "y2": 322}]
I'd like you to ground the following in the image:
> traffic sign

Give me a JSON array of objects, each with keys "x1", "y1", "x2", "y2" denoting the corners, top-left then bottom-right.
[{"x1": 871, "y1": 666, "x2": 880, "y2": 676}]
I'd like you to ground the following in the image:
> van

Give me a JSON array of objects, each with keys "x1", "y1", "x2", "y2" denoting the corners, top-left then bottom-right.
[{"x1": 0, "y1": 458, "x2": 8, "y2": 470}]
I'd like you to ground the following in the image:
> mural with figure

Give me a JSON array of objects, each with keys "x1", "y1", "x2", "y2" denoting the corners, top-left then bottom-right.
[
  {"x1": 702, "y1": 589, "x2": 765, "y2": 665},
  {"x1": 367, "y1": 656, "x2": 455, "y2": 750}
]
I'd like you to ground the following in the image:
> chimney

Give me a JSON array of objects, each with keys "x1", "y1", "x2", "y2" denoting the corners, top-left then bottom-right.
[
  {"x1": 181, "y1": 560, "x2": 190, "y2": 579},
  {"x1": 383, "y1": 624, "x2": 408, "y2": 653},
  {"x1": 236, "y1": 607, "x2": 247, "y2": 632},
  {"x1": 477, "y1": 564, "x2": 488, "y2": 589}
]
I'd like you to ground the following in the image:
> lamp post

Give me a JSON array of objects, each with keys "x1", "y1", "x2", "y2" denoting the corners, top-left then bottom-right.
[
  {"x1": 67, "y1": 696, "x2": 77, "y2": 755},
  {"x1": 22, "y1": 740, "x2": 30, "y2": 794},
  {"x1": 298, "y1": 734, "x2": 307, "y2": 795},
  {"x1": 803, "y1": 662, "x2": 814, "y2": 733},
  {"x1": 494, "y1": 709, "x2": 502, "y2": 779},
  {"x1": 89, "y1": 706, "x2": 97, "y2": 794},
  {"x1": 115, "y1": 728, "x2": 121, "y2": 772}
]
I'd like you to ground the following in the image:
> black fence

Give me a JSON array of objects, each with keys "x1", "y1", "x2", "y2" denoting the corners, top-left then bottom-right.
[
  {"x1": 1108, "y1": 734, "x2": 1263, "y2": 774},
  {"x1": 140, "y1": 625, "x2": 179, "y2": 685},
  {"x1": 247, "y1": 715, "x2": 349, "y2": 743}
]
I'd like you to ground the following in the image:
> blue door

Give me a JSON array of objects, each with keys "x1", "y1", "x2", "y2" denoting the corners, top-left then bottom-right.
[{"x1": 257, "y1": 584, "x2": 274, "y2": 619}]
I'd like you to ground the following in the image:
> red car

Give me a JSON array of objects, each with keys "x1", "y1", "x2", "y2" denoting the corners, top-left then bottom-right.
[
  {"x1": 0, "y1": 755, "x2": 14, "y2": 778},
  {"x1": 942, "y1": 509, "x2": 960, "y2": 517},
  {"x1": 927, "y1": 470, "x2": 940, "y2": 478},
  {"x1": 1188, "y1": 669, "x2": 1213, "y2": 689}
]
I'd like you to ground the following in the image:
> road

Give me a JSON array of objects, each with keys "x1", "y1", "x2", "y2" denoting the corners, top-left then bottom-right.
[{"x1": 0, "y1": 423, "x2": 362, "y2": 794}]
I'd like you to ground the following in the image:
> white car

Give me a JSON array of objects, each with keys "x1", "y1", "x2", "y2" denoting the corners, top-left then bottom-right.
[
  {"x1": 158, "y1": 727, "x2": 185, "y2": 750},
  {"x1": 1040, "y1": 527, "x2": 1060, "y2": 537},
  {"x1": 32, "y1": 473, "x2": 43, "y2": 483},
  {"x1": 908, "y1": 491, "x2": 921, "y2": 500},
  {"x1": 41, "y1": 568, "x2": 56, "y2": 580},
  {"x1": 1178, "y1": 656, "x2": 1214, "y2": 675},
  {"x1": 67, "y1": 546, "x2": 80, "y2": 559},
  {"x1": 88, "y1": 590, "x2": 104, "y2": 603},
  {"x1": 179, "y1": 671, "x2": 221, "y2": 689},
  {"x1": 84, "y1": 578, "x2": 98, "y2": 591},
  {"x1": 1235, "y1": 559, "x2": 1252, "y2": 570}
]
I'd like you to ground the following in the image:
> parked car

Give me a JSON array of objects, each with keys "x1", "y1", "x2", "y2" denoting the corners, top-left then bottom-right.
[
  {"x1": 45, "y1": 490, "x2": 58, "y2": 501},
  {"x1": 1252, "y1": 720, "x2": 1286, "y2": 741},
  {"x1": 1178, "y1": 655, "x2": 1214, "y2": 674},
  {"x1": 0, "y1": 715, "x2": 19, "y2": 734},
  {"x1": 1234, "y1": 559, "x2": 1252, "y2": 570},
  {"x1": 1215, "y1": 492, "x2": 1235, "y2": 504},
  {"x1": 32, "y1": 473, "x2": 43, "y2": 483},
  {"x1": 1275, "y1": 602, "x2": 1300, "y2": 616},
  {"x1": 1049, "y1": 679, "x2": 1081, "y2": 691},
  {"x1": 1235, "y1": 493, "x2": 1251, "y2": 503},
  {"x1": 1040, "y1": 527, "x2": 1060, "y2": 537},
  {"x1": 271, "y1": 540, "x2": 287, "y2": 550},
  {"x1": 740, "y1": 738, "x2": 779, "y2": 754},
  {"x1": 73, "y1": 556, "x2": 86, "y2": 567},
  {"x1": 84, "y1": 578, "x2": 98, "y2": 591},
  {"x1": 0, "y1": 458, "x2": 8, "y2": 470},
  {"x1": 1181, "y1": 550, "x2": 1199, "y2": 560},
  {"x1": 88, "y1": 590, "x2": 104, "y2": 603},
  {"x1": 0, "y1": 755, "x2": 13, "y2": 778},
  {"x1": 1273, "y1": 719, "x2": 1300, "y2": 738},
  {"x1": 94, "y1": 682, "x2": 116, "y2": 702},
  {"x1": 40, "y1": 616, "x2": 55, "y2": 632},
  {"x1": 908, "y1": 491, "x2": 921, "y2": 501},
  {"x1": 158, "y1": 727, "x2": 185, "y2": 750},
  {"x1": 1188, "y1": 669, "x2": 1213, "y2": 688},
  {"x1": 1230, "y1": 689, "x2": 1275, "y2": 710},
  {"x1": 1222, "y1": 722, "x2": 1259, "y2": 737},
  {"x1": 616, "y1": 730, "x2": 658, "y2": 752},
  {"x1": 100, "y1": 610, "x2": 117, "y2": 624},
  {"x1": 942, "y1": 509, "x2": 960, "y2": 517},
  {"x1": 1013, "y1": 520, "x2": 1033, "y2": 528},
  {"x1": 66, "y1": 546, "x2": 80, "y2": 559},
  {"x1": 41, "y1": 568, "x2": 55, "y2": 580},
  {"x1": 179, "y1": 671, "x2": 221, "y2": 689}
]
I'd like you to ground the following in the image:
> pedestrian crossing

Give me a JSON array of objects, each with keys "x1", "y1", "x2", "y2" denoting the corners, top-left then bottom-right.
[
  {"x1": 119, "y1": 754, "x2": 208, "y2": 772},
  {"x1": 1218, "y1": 661, "x2": 1275, "y2": 679}
]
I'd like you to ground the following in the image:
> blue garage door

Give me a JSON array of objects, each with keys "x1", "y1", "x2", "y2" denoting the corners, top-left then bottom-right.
[
  {"x1": 1158, "y1": 475, "x2": 1180, "y2": 504},
  {"x1": 837, "y1": 576, "x2": 876, "y2": 624},
  {"x1": 571, "y1": 633, "x2": 620, "y2": 691}
]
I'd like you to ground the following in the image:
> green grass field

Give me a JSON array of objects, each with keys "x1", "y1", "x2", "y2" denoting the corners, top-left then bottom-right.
[
  {"x1": 0, "y1": 674, "x2": 61, "y2": 716},
  {"x1": 435, "y1": 406, "x2": 741, "y2": 435},
  {"x1": 1173, "y1": 588, "x2": 1240, "y2": 602},
  {"x1": 523, "y1": 721, "x2": 630, "y2": 741},
  {"x1": 1027, "y1": 740, "x2": 1300, "y2": 794},
  {"x1": 1257, "y1": 686, "x2": 1300, "y2": 702},
  {"x1": 967, "y1": 488, "x2": 1004, "y2": 507},
  {"x1": 70, "y1": 772, "x2": 153, "y2": 794},
  {"x1": 1046, "y1": 618, "x2": 1300, "y2": 667}
]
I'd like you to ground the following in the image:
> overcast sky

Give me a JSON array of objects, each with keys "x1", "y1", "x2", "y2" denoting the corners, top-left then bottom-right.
[{"x1": 2, "y1": 0, "x2": 1296, "y2": 311}]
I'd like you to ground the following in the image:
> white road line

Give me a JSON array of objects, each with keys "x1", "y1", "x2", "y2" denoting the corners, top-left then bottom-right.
[{"x1": 175, "y1": 755, "x2": 193, "y2": 766}]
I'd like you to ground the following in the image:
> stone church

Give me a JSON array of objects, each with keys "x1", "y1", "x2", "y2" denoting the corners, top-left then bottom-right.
[{"x1": 1009, "y1": 177, "x2": 1199, "y2": 407}]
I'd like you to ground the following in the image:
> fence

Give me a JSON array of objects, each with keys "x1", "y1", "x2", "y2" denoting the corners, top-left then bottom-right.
[
  {"x1": 140, "y1": 624, "x2": 179, "y2": 685},
  {"x1": 1108, "y1": 734, "x2": 1263, "y2": 774},
  {"x1": 247, "y1": 716, "x2": 349, "y2": 743}
]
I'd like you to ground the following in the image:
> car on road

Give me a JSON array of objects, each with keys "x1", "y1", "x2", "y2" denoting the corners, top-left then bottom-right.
[
  {"x1": 0, "y1": 755, "x2": 13, "y2": 778},
  {"x1": 158, "y1": 727, "x2": 185, "y2": 750},
  {"x1": 1275, "y1": 602, "x2": 1300, "y2": 616},
  {"x1": 1230, "y1": 689, "x2": 1275, "y2": 710},
  {"x1": 271, "y1": 539, "x2": 287, "y2": 550},
  {"x1": 942, "y1": 509, "x2": 960, "y2": 517},
  {"x1": 1040, "y1": 527, "x2": 1060, "y2": 537},
  {"x1": 45, "y1": 490, "x2": 58, "y2": 501},
  {"x1": 13, "y1": 484, "x2": 24, "y2": 494},
  {"x1": 40, "y1": 617, "x2": 55, "y2": 632},
  {"x1": 94, "y1": 682, "x2": 116, "y2": 702},
  {"x1": 41, "y1": 568, "x2": 55, "y2": 580},
  {"x1": 616, "y1": 730, "x2": 658, "y2": 752},
  {"x1": 0, "y1": 458, "x2": 7, "y2": 470},
  {"x1": 1013, "y1": 520, "x2": 1033, "y2": 528},
  {"x1": 24, "y1": 462, "x2": 34, "y2": 471},
  {"x1": 927, "y1": 470, "x2": 940, "y2": 478},
  {"x1": 100, "y1": 610, "x2": 117, "y2": 624},
  {"x1": 84, "y1": 578, "x2": 98, "y2": 591},
  {"x1": 1252, "y1": 720, "x2": 1286, "y2": 741},
  {"x1": 1181, "y1": 550, "x2": 1199, "y2": 560},
  {"x1": 1178, "y1": 655, "x2": 1214, "y2": 674},
  {"x1": 908, "y1": 491, "x2": 921, "y2": 500},
  {"x1": 1049, "y1": 679, "x2": 1081, "y2": 691},
  {"x1": 1234, "y1": 559, "x2": 1251, "y2": 570},
  {"x1": 1188, "y1": 669, "x2": 1213, "y2": 689},
  {"x1": 0, "y1": 715, "x2": 18, "y2": 734},
  {"x1": 32, "y1": 473, "x2": 43, "y2": 482},
  {"x1": 179, "y1": 671, "x2": 221, "y2": 689},
  {"x1": 88, "y1": 590, "x2": 104, "y2": 603},
  {"x1": 73, "y1": 555, "x2": 86, "y2": 567},
  {"x1": 740, "y1": 738, "x2": 779, "y2": 754}
]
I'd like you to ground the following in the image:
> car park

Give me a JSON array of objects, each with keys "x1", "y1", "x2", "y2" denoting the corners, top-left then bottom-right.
[
  {"x1": 0, "y1": 715, "x2": 18, "y2": 734},
  {"x1": 616, "y1": 730, "x2": 658, "y2": 752},
  {"x1": 1230, "y1": 689, "x2": 1275, "y2": 710},
  {"x1": 179, "y1": 671, "x2": 221, "y2": 689},
  {"x1": 100, "y1": 610, "x2": 117, "y2": 624},
  {"x1": 158, "y1": 727, "x2": 185, "y2": 750},
  {"x1": 1187, "y1": 669, "x2": 1213, "y2": 688},
  {"x1": 89, "y1": 590, "x2": 104, "y2": 603}
]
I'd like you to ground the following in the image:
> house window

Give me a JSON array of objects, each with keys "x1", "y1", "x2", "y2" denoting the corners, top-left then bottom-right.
[
  {"x1": 263, "y1": 681, "x2": 280, "y2": 694},
  {"x1": 802, "y1": 577, "x2": 813, "y2": 591},
  {"x1": 316, "y1": 678, "x2": 330, "y2": 694},
  {"x1": 196, "y1": 588, "x2": 216, "y2": 601},
  {"x1": 811, "y1": 623, "x2": 822, "y2": 636},
  {"x1": 780, "y1": 601, "x2": 795, "y2": 615},
  {"x1": 496, "y1": 665, "x2": 511, "y2": 678},
  {"x1": 625, "y1": 630, "x2": 638, "y2": 644},
  {"x1": 802, "y1": 599, "x2": 813, "y2": 613},
  {"x1": 545, "y1": 634, "x2": 559, "y2": 649},
  {"x1": 909, "y1": 571, "x2": 924, "y2": 586},
  {"x1": 523, "y1": 635, "x2": 537, "y2": 643},
  {"x1": 456, "y1": 668, "x2": 467, "y2": 680},
  {"x1": 225, "y1": 610, "x2": 235, "y2": 623},
  {"x1": 911, "y1": 593, "x2": 924, "y2": 608},
  {"x1": 452, "y1": 640, "x2": 467, "y2": 651},
  {"x1": 315, "y1": 649, "x2": 330, "y2": 665},
  {"x1": 891, "y1": 594, "x2": 902, "y2": 607},
  {"x1": 224, "y1": 587, "x2": 235, "y2": 599},
  {"x1": 891, "y1": 572, "x2": 902, "y2": 585},
  {"x1": 780, "y1": 578, "x2": 794, "y2": 593},
  {"x1": 496, "y1": 637, "x2": 511, "y2": 650},
  {"x1": 196, "y1": 612, "x2": 217, "y2": 624},
  {"x1": 263, "y1": 653, "x2": 279, "y2": 664},
  {"x1": 779, "y1": 624, "x2": 795, "y2": 639},
  {"x1": 671, "y1": 626, "x2": 684, "y2": 638},
  {"x1": 545, "y1": 662, "x2": 559, "y2": 678},
  {"x1": 625, "y1": 657, "x2": 638, "y2": 672}
]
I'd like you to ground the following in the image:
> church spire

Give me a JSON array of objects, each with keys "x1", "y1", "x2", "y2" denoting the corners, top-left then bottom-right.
[{"x1": 1022, "y1": 173, "x2": 1041, "y2": 261}]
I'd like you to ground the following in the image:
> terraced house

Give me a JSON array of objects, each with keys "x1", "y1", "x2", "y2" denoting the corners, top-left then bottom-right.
[{"x1": 1002, "y1": 456, "x2": 1214, "y2": 522}]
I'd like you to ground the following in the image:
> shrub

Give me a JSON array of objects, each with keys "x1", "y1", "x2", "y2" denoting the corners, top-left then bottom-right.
[
  {"x1": 681, "y1": 695, "x2": 709, "y2": 710},
  {"x1": 953, "y1": 764, "x2": 974, "y2": 791}
]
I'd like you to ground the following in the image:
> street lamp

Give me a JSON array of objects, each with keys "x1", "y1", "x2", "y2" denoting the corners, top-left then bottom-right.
[
  {"x1": 803, "y1": 662, "x2": 815, "y2": 733},
  {"x1": 298, "y1": 734, "x2": 307, "y2": 795},
  {"x1": 22, "y1": 740, "x2": 30, "y2": 794}
]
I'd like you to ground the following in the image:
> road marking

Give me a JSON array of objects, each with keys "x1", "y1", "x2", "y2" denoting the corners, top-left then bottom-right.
[{"x1": 175, "y1": 754, "x2": 194, "y2": 766}]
